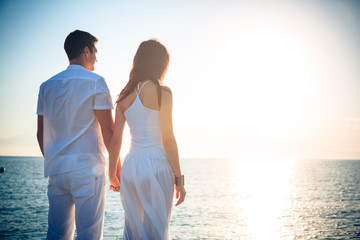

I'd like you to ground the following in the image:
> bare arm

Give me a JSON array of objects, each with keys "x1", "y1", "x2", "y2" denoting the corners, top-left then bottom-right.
[
  {"x1": 161, "y1": 90, "x2": 181, "y2": 177},
  {"x1": 108, "y1": 104, "x2": 126, "y2": 189},
  {"x1": 36, "y1": 115, "x2": 44, "y2": 156},
  {"x1": 160, "y1": 88, "x2": 186, "y2": 206},
  {"x1": 94, "y1": 109, "x2": 114, "y2": 151}
]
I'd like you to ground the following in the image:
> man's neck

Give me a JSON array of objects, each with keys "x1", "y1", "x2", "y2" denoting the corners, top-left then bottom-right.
[{"x1": 69, "y1": 58, "x2": 86, "y2": 68}]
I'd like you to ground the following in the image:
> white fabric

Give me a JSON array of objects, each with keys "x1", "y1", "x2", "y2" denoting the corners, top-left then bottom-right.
[
  {"x1": 120, "y1": 81, "x2": 174, "y2": 240},
  {"x1": 47, "y1": 166, "x2": 106, "y2": 240},
  {"x1": 125, "y1": 81, "x2": 163, "y2": 149},
  {"x1": 36, "y1": 65, "x2": 113, "y2": 177}
]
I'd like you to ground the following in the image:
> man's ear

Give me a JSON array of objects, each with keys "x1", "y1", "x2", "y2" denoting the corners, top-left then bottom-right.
[{"x1": 84, "y1": 46, "x2": 90, "y2": 56}]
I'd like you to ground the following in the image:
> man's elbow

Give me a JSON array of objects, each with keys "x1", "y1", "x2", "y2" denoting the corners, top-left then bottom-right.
[{"x1": 36, "y1": 131, "x2": 42, "y2": 141}]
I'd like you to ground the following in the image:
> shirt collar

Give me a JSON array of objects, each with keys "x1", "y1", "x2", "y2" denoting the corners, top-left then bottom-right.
[{"x1": 67, "y1": 64, "x2": 86, "y2": 70}]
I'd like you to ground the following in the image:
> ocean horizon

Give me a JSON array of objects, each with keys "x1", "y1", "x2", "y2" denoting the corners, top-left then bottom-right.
[{"x1": 1, "y1": 156, "x2": 360, "y2": 239}]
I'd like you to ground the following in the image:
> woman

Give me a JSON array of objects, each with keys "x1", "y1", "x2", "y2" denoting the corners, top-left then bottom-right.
[{"x1": 108, "y1": 39, "x2": 186, "y2": 240}]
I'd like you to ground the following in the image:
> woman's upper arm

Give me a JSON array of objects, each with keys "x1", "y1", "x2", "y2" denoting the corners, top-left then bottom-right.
[
  {"x1": 112, "y1": 103, "x2": 126, "y2": 143},
  {"x1": 160, "y1": 89, "x2": 174, "y2": 140}
]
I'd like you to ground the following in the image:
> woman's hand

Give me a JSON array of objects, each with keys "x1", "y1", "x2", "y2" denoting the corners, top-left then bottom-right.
[
  {"x1": 175, "y1": 185, "x2": 186, "y2": 206},
  {"x1": 109, "y1": 175, "x2": 120, "y2": 192}
]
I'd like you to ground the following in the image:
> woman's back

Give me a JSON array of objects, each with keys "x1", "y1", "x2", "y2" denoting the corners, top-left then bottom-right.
[
  {"x1": 108, "y1": 39, "x2": 185, "y2": 240},
  {"x1": 119, "y1": 80, "x2": 160, "y2": 113},
  {"x1": 119, "y1": 80, "x2": 163, "y2": 150},
  {"x1": 117, "y1": 80, "x2": 175, "y2": 240}
]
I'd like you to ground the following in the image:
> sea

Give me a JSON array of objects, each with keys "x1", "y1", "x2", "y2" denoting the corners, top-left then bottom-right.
[{"x1": 1, "y1": 156, "x2": 360, "y2": 239}]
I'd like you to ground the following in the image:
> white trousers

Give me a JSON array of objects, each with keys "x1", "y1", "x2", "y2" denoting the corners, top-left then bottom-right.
[{"x1": 46, "y1": 166, "x2": 106, "y2": 240}]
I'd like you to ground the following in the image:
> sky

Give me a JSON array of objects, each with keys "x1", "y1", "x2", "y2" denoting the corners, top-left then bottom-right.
[{"x1": 0, "y1": 0, "x2": 359, "y2": 159}]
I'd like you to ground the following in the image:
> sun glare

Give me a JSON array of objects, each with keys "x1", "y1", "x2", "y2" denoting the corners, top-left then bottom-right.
[
  {"x1": 211, "y1": 26, "x2": 315, "y2": 128},
  {"x1": 233, "y1": 156, "x2": 295, "y2": 239},
  {"x1": 198, "y1": 2, "x2": 349, "y2": 158}
]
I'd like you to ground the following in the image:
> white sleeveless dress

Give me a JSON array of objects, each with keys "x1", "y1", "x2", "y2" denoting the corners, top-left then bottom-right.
[{"x1": 120, "y1": 81, "x2": 174, "y2": 240}]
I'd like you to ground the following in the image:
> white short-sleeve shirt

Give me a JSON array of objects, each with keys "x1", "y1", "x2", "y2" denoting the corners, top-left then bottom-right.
[{"x1": 37, "y1": 65, "x2": 113, "y2": 177}]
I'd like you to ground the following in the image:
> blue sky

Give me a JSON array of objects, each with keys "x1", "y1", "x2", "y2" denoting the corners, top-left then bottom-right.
[{"x1": 1, "y1": 0, "x2": 360, "y2": 159}]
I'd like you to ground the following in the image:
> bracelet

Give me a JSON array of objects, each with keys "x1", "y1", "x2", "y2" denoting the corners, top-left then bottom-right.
[{"x1": 175, "y1": 175, "x2": 184, "y2": 186}]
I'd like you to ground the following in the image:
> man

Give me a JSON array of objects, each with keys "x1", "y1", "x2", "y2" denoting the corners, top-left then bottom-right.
[{"x1": 37, "y1": 30, "x2": 114, "y2": 239}]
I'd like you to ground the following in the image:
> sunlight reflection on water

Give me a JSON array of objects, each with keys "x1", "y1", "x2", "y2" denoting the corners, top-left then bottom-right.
[
  {"x1": 235, "y1": 157, "x2": 295, "y2": 239},
  {"x1": 224, "y1": 157, "x2": 294, "y2": 239},
  {"x1": 170, "y1": 156, "x2": 300, "y2": 239},
  {"x1": 1, "y1": 157, "x2": 360, "y2": 239}
]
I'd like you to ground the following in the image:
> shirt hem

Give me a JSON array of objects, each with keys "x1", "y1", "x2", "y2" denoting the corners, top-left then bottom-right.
[{"x1": 93, "y1": 105, "x2": 113, "y2": 110}]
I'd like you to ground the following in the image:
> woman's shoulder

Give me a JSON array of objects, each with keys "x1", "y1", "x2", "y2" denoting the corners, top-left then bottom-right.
[
  {"x1": 160, "y1": 85, "x2": 173, "y2": 106},
  {"x1": 141, "y1": 80, "x2": 157, "y2": 92},
  {"x1": 161, "y1": 85, "x2": 172, "y2": 95},
  {"x1": 141, "y1": 81, "x2": 172, "y2": 95}
]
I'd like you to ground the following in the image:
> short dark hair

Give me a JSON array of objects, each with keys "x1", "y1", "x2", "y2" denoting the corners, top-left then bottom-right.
[{"x1": 64, "y1": 30, "x2": 98, "y2": 60}]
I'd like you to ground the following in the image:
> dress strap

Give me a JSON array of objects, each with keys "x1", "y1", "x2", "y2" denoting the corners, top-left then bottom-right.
[{"x1": 135, "y1": 80, "x2": 151, "y2": 95}]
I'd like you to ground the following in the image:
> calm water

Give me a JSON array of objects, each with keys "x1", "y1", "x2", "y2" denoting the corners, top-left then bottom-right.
[{"x1": 1, "y1": 156, "x2": 360, "y2": 239}]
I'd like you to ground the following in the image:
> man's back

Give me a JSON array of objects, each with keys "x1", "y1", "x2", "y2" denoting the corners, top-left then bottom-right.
[
  {"x1": 37, "y1": 30, "x2": 114, "y2": 240},
  {"x1": 37, "y1": 64, "x2": 112, "y2": 177}
]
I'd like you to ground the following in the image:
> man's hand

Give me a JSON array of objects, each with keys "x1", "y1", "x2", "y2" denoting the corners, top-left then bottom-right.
[{"x1": 109, "y1": 175, "x2": 120, "y2": 192}]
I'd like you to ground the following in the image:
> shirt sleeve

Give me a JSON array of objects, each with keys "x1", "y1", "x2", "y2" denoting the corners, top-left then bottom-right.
[
  {"x1": 94, "y1": 77, "x2": 113, "y2": 110},
  {"x1": 36, "y1": 85, "x2": 44, "y2": 115}
]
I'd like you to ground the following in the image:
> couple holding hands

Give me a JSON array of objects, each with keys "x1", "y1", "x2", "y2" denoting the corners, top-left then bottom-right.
[{"x1": 37, "y1": 29, "x2": 186, "y2": 240}]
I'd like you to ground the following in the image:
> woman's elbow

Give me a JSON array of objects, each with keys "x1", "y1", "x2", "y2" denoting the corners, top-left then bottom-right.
[{"x1": 162, "y1": 136, "x2": 176, "y2": 148}]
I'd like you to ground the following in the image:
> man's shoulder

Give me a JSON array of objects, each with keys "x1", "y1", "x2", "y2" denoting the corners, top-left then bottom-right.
[
  {"x1": 40, "y1": 70, "x2": 67, "y2": 88},
  {"x1": 42, "y1": 68, "x2": 104, "y2": 85},
  {"x1": 64, "y1": 67, "x2": 104, "y2": 82},
  {"x1": 76, "y1": 68, "x2": 104, "y2": 81}
]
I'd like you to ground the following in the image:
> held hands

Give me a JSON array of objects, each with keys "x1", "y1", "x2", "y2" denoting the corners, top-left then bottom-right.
[
  {"x1": 109, "y1": 158, "x2": 121, "y2": 192},
  {"x1": 109, "y1": 175, "x2": 120, "y2": 192},
  {"x1": 175, "y1": 185, "x2": 186, "y2": 206}
]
